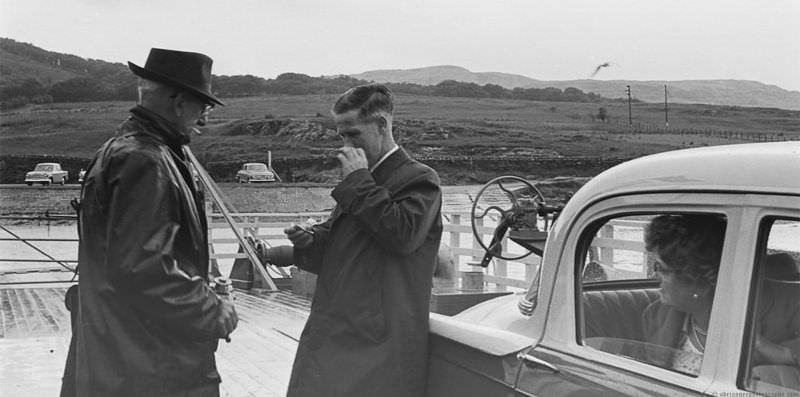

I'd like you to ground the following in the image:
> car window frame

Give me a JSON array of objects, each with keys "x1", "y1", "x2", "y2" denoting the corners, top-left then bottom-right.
[
  {"x1": 576, "y1": 213, "x2": 656, "y2": 287},
  {"x1": 698, "y1": 197, "x2": 799, "y2": 394},
  {"x1": 538, "y1": 191, "x2": 748, "y2": 394},
  {"x1": 576, "y1": 210, "x2": 734, "y2": 374},
  {"x1": 737, "y1": 211, "x2": 800, "y2": 395}
]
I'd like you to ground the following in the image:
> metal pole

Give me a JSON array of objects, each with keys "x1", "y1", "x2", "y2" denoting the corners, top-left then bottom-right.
[
  {"x1": 184, "y1": 145, "x2": 280, "y2": 291},
  {"x1": 268, "y1": 150, "x2": 282, "y2": 182},
  {"x1": 626, "y1": 85, "x2": 633, "y2": 127},
  {"x1": 664, "y1": 85, "x2": 669, "y2": 127}
]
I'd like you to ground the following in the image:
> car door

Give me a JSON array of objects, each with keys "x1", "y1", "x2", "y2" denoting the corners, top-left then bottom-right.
[
  {"x1": 708, "y1": 197, "x2": 800, "y2": 396},
  {"x1": 514, "y1": 192, "x2": 746, "y2": 396}
]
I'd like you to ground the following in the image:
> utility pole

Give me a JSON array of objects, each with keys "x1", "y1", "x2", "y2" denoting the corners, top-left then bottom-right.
[
  {"x1": 626, "y1": 85, "x2": 632, "y2": 127},
  {"x1": 664, "y1": 85, "x2": 669, "y2": 127}
]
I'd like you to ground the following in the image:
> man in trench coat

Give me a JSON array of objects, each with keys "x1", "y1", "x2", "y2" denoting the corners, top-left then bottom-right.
[
  {"x1": 60, "y1": 48, "x2": 238, "y2": 397},
  {"x1": 283, "y1": 84, "x2": 443, "y2": 396}
]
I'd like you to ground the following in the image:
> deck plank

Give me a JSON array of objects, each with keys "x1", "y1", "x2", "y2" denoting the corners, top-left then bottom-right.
[{"x1": 0, "y1": 287, "x2": 310, "y2": 397}]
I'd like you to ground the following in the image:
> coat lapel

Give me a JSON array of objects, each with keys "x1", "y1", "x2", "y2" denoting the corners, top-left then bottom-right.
[{"x1": 371, "y1": 148, "x2": 409, "y2": 185}]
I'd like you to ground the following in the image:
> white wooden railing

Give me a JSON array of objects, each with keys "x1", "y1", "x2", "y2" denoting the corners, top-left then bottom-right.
[
  {"x1": 206, "y1": 211, "x2": 543, "y2": 290},
  {"x1": 206, "y1": 212, "x2": 652, "y2": 291}
]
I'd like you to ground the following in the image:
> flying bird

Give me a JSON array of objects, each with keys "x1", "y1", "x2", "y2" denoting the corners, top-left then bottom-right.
[{"x1": 590, "y1": 62, "x2": 618, "y2": 78}]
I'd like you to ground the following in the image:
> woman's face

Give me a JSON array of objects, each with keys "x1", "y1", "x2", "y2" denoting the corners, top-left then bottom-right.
[{"x1": 654, "y1": 255, "x2": 703, "y2": 312}]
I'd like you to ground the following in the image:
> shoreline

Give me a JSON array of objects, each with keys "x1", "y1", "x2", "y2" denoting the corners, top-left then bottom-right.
[{"x1": 0, "y1": 177, "x2": 589, "y2": 220}]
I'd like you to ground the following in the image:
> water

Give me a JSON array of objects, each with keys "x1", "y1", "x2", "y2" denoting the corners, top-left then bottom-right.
[{"x1": 3, "y1": 193, "x2": 797, "y2": 285}]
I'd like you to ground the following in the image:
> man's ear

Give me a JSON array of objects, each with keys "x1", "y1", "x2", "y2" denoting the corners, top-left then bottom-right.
[
  {"x1": 170, "y1": 92, "x2": 183, "y2": 117},
  {"x1": 375, "y1": 115, "x2": 387, "y2": 131},
  {"x1": 171, "y1": 92, "x2": 187, "y2": 117}
]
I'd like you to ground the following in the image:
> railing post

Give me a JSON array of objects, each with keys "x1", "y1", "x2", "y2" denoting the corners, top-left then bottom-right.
[
  {"x1": 450, "y1": 214, "x2": 461, "y2": 270},
  {"x1": 599, "y1": 223, "x2": 614, "y2": 266},
  {"x1": 472, "y1": 216, "x2": 483, "y2": 263},
  {"x1": 205, "y1": 198, "x2": 219, "y2": 276}
]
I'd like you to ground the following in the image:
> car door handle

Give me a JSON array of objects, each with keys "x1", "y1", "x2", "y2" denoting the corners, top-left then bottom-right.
[{"x1": 517, "y1": 352, "x2": 559, "y2": 373}]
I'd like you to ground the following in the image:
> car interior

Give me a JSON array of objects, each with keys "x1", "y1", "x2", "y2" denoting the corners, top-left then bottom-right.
[
  {"x1": 575, "y1": 214, "x2": 799, "y2": 393},
  {"x1": 746, "y1": 219, "x2": 800, "y2": 393}
]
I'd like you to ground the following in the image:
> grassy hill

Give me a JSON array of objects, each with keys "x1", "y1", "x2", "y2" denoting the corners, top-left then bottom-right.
[
  {"x1": 0, "y1": 38, "x2": 611, "y2": 110},
  {"x1": 350, "y1": 65, "x2": 543, "y2": 88},
  {"x1": 350, "y1": 65, "x2": 800, "y2": 111},
  {"x1": 1, "y1": 39, "x2": 798, "y2": 183},
  {"x1": 0, "y1": 49, "x2": 84, "y2": 87},
  {"x1": 2, "y1": 94, "x2": 798, "y2": 184},
  {"x1": 530, "y1": 79, "x2": 800, "y2": 110}
]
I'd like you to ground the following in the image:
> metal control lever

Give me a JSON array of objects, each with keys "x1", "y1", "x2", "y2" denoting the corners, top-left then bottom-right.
[{"x1": 517, "y1": 352, "x2": 559, "y2": 373}]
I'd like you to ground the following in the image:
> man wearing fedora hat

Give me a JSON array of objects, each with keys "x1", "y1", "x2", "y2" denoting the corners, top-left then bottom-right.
[{"x1": 60, "y1": 48, "x2": 237, "y2": 397}]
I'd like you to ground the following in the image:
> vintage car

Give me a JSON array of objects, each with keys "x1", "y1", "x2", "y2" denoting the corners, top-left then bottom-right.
[
  {"x1": 427, "y1": 142, "x2": 800, "y2": 396},
  {"x1": 24, "y1": 162, "x2": 69, "y2": 186},
  {"x1": 235, "y1": 162, "x2": 276, "y2": 183}
]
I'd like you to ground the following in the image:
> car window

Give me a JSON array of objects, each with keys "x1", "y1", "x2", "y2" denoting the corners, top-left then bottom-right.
[
  {"x1": 247, "y1": 164, "x2": 267, "y2": 171},
  {"x1": 742, "y1": 217, "x2": 800, "y2": 394},
  {"x1": 582, "y1": 215, "x2": 652, "y2": 283},
  {"x1": 579, "y1": 213, "x2": 727, "y2": 377},
  {"x1": 35, "y1": 164, "x2": 54, "y2": 171}
]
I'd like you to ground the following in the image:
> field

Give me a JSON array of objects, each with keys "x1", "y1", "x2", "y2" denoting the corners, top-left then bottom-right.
[{"x1": 1, "y1": 94, "x2": 799, "y2": 184}]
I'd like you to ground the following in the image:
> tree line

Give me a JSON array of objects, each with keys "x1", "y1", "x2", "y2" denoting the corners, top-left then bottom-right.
[
  {"x1": 1, "y1": 38, "x2": 138, "y2": 109},
  {"x1": 213, "y1": 73, "x2": 609, "y2": 103},
  {"x1": 1, "y1": 38, "x2": 610, "y2": 110}
]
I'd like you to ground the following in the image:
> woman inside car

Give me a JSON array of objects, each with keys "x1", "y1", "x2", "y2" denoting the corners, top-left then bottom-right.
[
  {"x1": 642, "y1": 214, "x2": 800, "y2": 376},
  {"x1": 642, "y1": 213, "x2": 726, "y2": 375}
]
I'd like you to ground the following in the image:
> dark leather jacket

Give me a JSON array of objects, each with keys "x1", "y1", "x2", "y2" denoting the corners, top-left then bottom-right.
[{"x1": 62, "y1": 106, "x2": 235, "y2": 396}]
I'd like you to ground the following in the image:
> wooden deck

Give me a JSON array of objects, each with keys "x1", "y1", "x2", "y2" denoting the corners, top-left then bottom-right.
[{"x1": 0, "y1": 285, "x2": 310, "y2": 397}]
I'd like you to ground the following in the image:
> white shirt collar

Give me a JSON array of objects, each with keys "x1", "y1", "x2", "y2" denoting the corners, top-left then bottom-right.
[{"x1": 370, "y1": 145, "x2": 399, "y2": 173}]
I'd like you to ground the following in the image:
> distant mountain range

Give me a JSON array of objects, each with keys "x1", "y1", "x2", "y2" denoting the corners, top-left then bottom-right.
[
  {"x1": 351, "y1": 65, "x2": 800, "y2": 110},
  {"x1": 3, "y1": 37, "x2": 799, "y2": 111}
]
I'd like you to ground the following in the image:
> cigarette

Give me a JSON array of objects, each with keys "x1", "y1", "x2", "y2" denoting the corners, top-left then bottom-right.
[
  {"x1": 294, "y1": 223, "x2": 315, "y2": 235},
  {"x1": 300, "y1": 224, "x2": 315, "y2": 235}
]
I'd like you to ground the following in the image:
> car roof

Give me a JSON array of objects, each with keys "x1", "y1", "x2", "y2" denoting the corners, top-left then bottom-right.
[
  {"x1": 565, "y1": 142, "x2": 800, "y2": 209},
  {"x1": 36, "y1": 162, "x2": 59, "y2": 166},
  {"x1": 244, "y1": 162, "x2": 267, "y2": 166}
]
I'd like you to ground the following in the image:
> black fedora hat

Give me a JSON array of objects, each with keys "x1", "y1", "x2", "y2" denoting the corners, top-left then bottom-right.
[{"x1": 129, "y1": 48, "x2": 224, "y2": 106}]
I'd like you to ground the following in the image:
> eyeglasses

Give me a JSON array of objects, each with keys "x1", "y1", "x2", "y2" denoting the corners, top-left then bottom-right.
[
  {"x1": 200, "y1": 104, "x2": 214, "y2": 117},
  {"x1": 169, "y1": 91, "x2": 214, "y2": 116}
]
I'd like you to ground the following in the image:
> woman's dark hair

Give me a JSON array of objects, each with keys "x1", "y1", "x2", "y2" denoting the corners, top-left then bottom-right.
[{"x1": 645, "y1": 214, "x2": 726, "y2": 286}]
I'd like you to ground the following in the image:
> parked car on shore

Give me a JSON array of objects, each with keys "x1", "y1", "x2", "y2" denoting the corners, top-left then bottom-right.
[
  {"x1": 426, "y1": 142, "x2": 800, "y2": 396},
  {"x1": 235, "y1": 162, "x2": 275, "y2": 183},
  {"x1": 24, "y1": 163, "x2": 69, "y2": 186}
]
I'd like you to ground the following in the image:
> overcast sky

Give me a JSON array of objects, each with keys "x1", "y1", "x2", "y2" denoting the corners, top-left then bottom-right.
[{"x1": 1, "y1": 0, "x2": 798, "y2": 91}]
